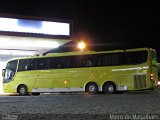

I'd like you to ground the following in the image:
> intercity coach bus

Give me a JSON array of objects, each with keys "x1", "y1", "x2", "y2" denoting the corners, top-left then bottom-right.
[{"x1": 2, "y1": 48, "x2": 158, "y2": 95}]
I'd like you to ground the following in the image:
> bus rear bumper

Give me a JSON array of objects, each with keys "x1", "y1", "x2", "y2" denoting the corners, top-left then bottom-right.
[{"x1": 117, "y1": 86, "x2": 128, "y2": 91}]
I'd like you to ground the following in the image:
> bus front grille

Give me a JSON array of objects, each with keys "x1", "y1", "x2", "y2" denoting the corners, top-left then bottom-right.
[{"x1": 134, "y1": 74, "x2": 146, "y2": 89}]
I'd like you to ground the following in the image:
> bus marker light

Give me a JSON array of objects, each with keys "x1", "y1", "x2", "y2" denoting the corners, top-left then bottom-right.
[
  {"x1": 64, "y1": 81, "x2": 67, "y2": 84},
  {"x1": 150, "y1": 73, "x2": 154, "y2": 80}
]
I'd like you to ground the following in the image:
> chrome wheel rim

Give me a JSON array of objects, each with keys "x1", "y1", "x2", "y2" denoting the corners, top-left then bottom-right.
[
  {"x1": 20, "y1": 88, "x2": 25, "y2": 94},
  {"x1": 89, "y1": 85, "x2": 95, "y2": 92},
  {"x1": 108, "y1": 86, "x2": 114, "y2": 92}
]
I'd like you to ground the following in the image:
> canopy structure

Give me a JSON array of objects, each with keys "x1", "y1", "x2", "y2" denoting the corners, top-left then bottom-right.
[
  {"x1": 0, "y1": 15, "x2": 72, "y2": 93},
  {"x1": 0, "y1": 35, "x2": 70, "y2": 56},
  {"x1": 0, "y1": 16, "x2": 72, "y2": 56}
]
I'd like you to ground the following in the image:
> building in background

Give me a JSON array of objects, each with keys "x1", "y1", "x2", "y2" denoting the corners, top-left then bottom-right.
[{"x1": 0, "y1": 14, "x2": 72, "y2": 93}]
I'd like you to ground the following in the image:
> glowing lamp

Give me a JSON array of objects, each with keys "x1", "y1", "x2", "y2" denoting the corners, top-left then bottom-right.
[
  {"x1": 77, "y1": 41, "x2": 86, "y2": 51},
  {"x1": 158, "y1": 81, "x2": 160, "y2": 85}
]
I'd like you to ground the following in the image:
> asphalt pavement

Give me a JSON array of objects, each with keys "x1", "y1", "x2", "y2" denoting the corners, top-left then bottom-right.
[{"x1": 0, "y1": 89, "x2": 160, "y2": 120}]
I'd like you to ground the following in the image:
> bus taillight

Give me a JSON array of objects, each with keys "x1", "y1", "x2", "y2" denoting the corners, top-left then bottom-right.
[
  {"x1": 150, "y1": 73, "x2": 154, "y2": 80},
  {"x1": 158, "y1": 81, "x2": 160, "y2": 85}
]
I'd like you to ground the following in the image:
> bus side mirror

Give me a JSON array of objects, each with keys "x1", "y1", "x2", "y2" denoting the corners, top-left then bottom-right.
[{"x1": 2, "y1": 69, "x2": 6, "y2": 76}]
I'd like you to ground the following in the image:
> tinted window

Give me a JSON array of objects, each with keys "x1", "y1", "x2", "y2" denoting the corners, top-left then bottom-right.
[
  {"x1": 18, "y1": 59, "x2": 34, "y2": 71},
  {"x1": 18, "y1": 58, "x2": 48, "y2": 71},
  {"x1": 16, "y1": 50, "x2": 148, "y2": 71},
  {"x1": 81, "y1": 55, "x2": 96, "y2": 67},
  {"x1": 65, "y1": 55, "x2": 97, "y2": 68},
  {"x1": 101, "y1": 53, "x2": 121, "y2": 66},
  {"x1": 95, "y1": 50, "x2": 147, "y2": 66},
  {"x1": 123, "y1": 51, "x2": 147, "y2": 65},
  {"x1": 35, "y1": 58, "x2": 48, "y2": 70},
  {"x1": 49, "y1": 57, "x2": 65, "y2": 69},
  {"x1": 65, "y1": 56, "x2": 80, "y2": 68}
]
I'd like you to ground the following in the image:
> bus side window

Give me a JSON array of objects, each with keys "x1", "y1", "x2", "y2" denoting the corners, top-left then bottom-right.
[
  {"x1": 18, "y1": 59, "x2": 33, "y2": 71},
  {"x1": 55, "y1": 60, "x2": 64, "y2": 68},
  {"x1": 102, "y1": 53, "x2": 120, "y2": 66},
  {"x1": 81, "y1": 55, "x2": 94, "y2": 67},
  {"x1": 36, "y1": 58, "x2": 48, "y2": 70},
  {"x1": 82, "y1": 58, "x2": 88, "y2": 67},
  {"x1": 24, "y1": 65, "x2": 28, "y2": 70},
  {"x1": 49, "y1": 57, "x2": 65, "y2": 69},
  {"x1": 27, "y1": 59, "x2": 35, "y2": 70},
  {"x1": 86, "y1": 60, "x2": 92, "y2": 66},
  {"x1": 66, "y1": 56, "x2": 80, "y2": 68},
  {"x1": 96, "y1": 55, "x2": 103, "y2": 66},
  {"x1": 122, "y1": 51, "x2": 147, "y2": 65}
]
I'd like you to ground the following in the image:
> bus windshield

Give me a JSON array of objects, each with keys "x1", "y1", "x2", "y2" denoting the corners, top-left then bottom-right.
[{"x1": 3, "y1": 60, "x2": 17, "y2": 83}]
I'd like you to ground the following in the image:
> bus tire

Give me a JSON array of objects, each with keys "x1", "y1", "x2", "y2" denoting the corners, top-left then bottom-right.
[
  {"x1": 86, "y1": 82, "x2": 98, "y2": 94},
  {"x1": 18, "y1": 85, "x2": 28, "y2": 96},
  {"x1": 103, "y1": 82, "x2": 116, "y2": 94}
]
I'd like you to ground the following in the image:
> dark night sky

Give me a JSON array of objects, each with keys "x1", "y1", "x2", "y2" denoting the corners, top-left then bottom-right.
[{"x1": 0, "y1": 1, "x2": 160, "y2": 59}]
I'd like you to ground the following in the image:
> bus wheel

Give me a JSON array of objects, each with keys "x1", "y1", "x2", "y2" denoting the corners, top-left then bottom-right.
[
  {"x1": 18, "y1": 85, "x2": 28, "y2": 96},
  {"x1": 103, "y1": 82, "x2": 116, "y2": 94},
  {"x1": 86, "y1": 83, "x2": 98, "y2": 94}
]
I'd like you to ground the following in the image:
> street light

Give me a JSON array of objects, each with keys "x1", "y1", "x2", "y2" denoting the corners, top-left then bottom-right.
[{"x1": 77, "y1": 41, "x2": 86, "y2": 51}]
